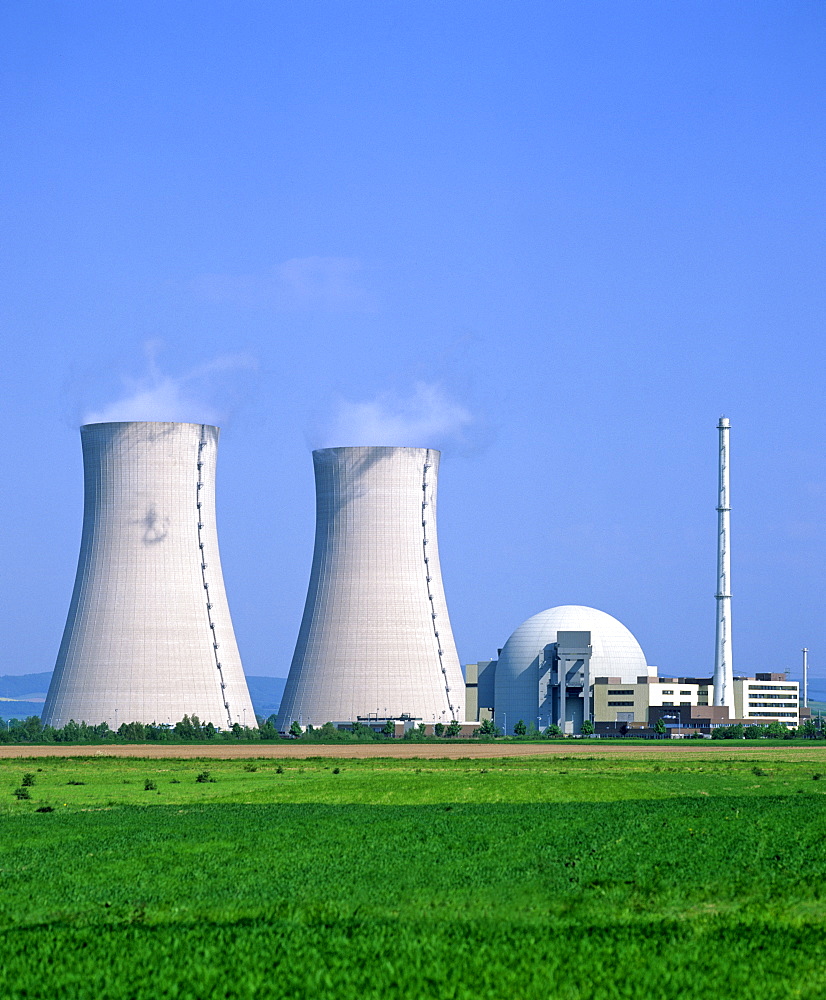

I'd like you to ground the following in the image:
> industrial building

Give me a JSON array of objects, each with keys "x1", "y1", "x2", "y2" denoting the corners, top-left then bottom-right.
[
  {"x1": 484, "y1": 605, "x2": 652, "y2": 734},
  {"x1": 465, "y1": 599, "x2": 803, "y2": 734},
  {"x1": 593, "y1": 673, "x2": 802, "y2": 735},
  {"x1": 43, "y1": 422, "x2": 255, "y2": 729},
  {"x1": 276, "y1": 446, "x2": 465, "y2": 731}
]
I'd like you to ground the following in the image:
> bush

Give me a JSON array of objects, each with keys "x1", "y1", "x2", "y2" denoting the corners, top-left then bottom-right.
[
  {"x1": 332, "y1": 767, "x2": 341, "y2": 775},
  {"x1": 13, "y1": 787, "x2": 30, "y2": 800},
  {"x1": 21, "y1": 772, "x2": 35, "y2": 787},
  {"x1": 513, "y1": 720, "x2": 527, "y2": 736},
  {"x1": 243, "y1": 763, "x2": 258, "y2": 772},
  {"x1": 289, "y1": 721, "x2": 303, "y2": 738},
  {"x1": 580, "y1": 720, "x2": 595, "y2": 736},
  {"x1": 195, "y1": 771, "x2": 215, "y2": 783},
  {"x1": 144, "y1": 779, "x2": 157, "y2": 791},
  {"x1": 543, "y1": 724, "x2": 563, "y2": 738}
]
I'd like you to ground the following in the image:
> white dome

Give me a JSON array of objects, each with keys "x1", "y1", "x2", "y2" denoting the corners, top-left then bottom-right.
[{"x1": 492, "y1": 605, "x2": 648, "y2": 731}]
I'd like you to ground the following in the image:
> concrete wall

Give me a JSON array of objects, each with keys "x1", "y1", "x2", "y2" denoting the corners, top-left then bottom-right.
[
  {"x1": 277, "y1": 446, "x2": 464, "y2": 729},
  {"x1": 43, "y1": 422, "x2": 254, "y2": 729}
]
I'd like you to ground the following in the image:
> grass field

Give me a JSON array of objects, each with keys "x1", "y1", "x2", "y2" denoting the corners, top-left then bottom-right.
[{"x1": 2, "y1": 753, "x2": 826, "y2": 999}]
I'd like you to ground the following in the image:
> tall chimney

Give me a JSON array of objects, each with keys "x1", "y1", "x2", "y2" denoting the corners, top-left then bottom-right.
[
  {"x1": 43, "y1": 422, "x2": 255, "y2": 729},
  {"x1": 713, "y1": 416, "x2": 734, "y2": 709},
  {"x1": 277, "y1": 446, "x2": 464, "y2": 730}
]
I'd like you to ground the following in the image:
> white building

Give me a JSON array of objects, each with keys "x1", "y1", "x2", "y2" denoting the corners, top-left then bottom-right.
[
  {"x1": 43, "y1": 422, "x2": 255, "y2": 729},
  {"x1": 490, "y1": 605, "x2": 653, "y2": 734}
]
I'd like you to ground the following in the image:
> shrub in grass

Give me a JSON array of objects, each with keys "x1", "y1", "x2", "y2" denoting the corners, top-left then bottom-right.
[
  {"x1": 21, "y1": 772, "x2": 35, "y2": 786},
  {"x1": 752, "y1": 767, "x2": 768, "y2": 777},
  {"x1": 243, "y1": 764, "x2": 258, "y2": 772},
  {"x1": 35, "y1": 805, "x2": 54, "y2": 813},
  {"x1": 813, "y1": 773, "x2": 822, "y2": 781},
  {"x1": 195, "y1": 771, "x2": 216, "y2": 783},
  {"x1": 13, "y1": 787, "x2": 30, "y2": 799},
  {"x1": 67, "y1": 780, "x2": 85, "y2": 786},
  {"x1": 275, "y1": 766, "x2": 284, "y2": 774},
  {"x1": 144, "y1": 779, "x2": 157, "y2": 791},
  {"x1": 332, "y1": 767, "x2": 341, "y2": 775}
]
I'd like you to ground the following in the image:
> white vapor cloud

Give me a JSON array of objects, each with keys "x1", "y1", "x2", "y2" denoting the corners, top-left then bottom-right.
[
  {"x1": 318, "y1": 383, "x2": 473, "y2": 449},
  {"x1": 83, "y1": 343, "x2": 256, "y2": 425},
  {"x1": 191, "y1": 256, "x2": 373, "y2": 312}
]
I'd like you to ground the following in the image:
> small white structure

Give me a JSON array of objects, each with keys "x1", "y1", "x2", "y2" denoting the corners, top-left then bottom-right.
[
  {"x1": 277, "y1": 446, "x2": 464, "y2": 730},
  {"x1": 43, "y1": 422, "x2": 255, "y2": 729}
]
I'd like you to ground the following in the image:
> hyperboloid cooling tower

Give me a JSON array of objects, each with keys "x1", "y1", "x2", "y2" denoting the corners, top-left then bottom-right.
[
  {"x1": 277, "y1": 446, "x2": 465, "y2": 730},
  {"x1": 42, "y1": 422, "x2": 255, "y2": 729}
]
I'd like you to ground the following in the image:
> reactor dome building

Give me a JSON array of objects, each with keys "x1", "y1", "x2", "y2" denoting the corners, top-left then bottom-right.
[
  {"x1": 491, "y1": 605, "x2": 651, "y2": 734},
  {"x1": 42, "y1": 422, "x2": 255, "y2": 730},
  {"x1": 276, "y1": 446, "x2": 465, "y2": 730}
]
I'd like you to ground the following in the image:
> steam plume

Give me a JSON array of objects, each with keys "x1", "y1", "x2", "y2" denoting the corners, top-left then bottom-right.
[
  {"x1": 318, "y1": 383, "x2": 473, "y2": 449},
  {"x1": 83, "y1": 343, "x2": 255, "y2": 426}
]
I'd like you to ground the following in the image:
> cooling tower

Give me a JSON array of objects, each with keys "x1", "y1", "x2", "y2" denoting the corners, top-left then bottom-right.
[
  {"x1": 277, "y1": 446, "x2": 464, "y2": 729},
  {"x1": 42, "y1": 422, "x2": 255, "y2": 729}
]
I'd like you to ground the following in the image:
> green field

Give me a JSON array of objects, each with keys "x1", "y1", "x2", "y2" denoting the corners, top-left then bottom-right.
[{"x1": 2, "y1": 754, "x2": 826, "y2": 999}]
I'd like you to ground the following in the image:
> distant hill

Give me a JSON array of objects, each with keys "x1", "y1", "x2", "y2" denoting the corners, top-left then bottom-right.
[{"x1": 0, "y1": 673, "x2": 286, "y2": 722}]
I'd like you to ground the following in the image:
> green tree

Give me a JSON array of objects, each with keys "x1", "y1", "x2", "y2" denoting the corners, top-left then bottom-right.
[
  {"x1": 119, "y1": 721, "x2": 147, "y2": 742},
  {"x1": 801, "y1": 718, "x2": 817, "y2": 739},
  {"x1": 654, "y1": 718, "x2": 666, "y2": 736},
  {"x1": 381, "y1": 718, "x2": 395, "y2": 737},
  {"x1": 766, "y1": 720, "x2": 785, "y2": 739},
  {"x1": 288, "y1": 720, "x2": 303, "y2": 738},
  {"x1": 434, "y1": 722, "x2": 445, "y2": 737},
  {"x1": 476, "y1": 718, "x2": 501, "y2": 737},
  {"x1": 513, "y1": 719, "x2": 527, "y2": 736},
  {"x1": 445, "y1": 719, "x2": 461, "y2": 737},
  {"x1": 580, "y1": 719, "x2": 595, "y2": 736},
  {"x1": 543, "y1": 723, "x2": 563, "y2": 738}
]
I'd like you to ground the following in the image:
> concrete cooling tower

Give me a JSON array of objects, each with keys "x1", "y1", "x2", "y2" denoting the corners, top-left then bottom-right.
[
  {"x1": 277, "y1": 446, "x2": 464, "y2": 730},
  {"x1": 42, "y1": 422, "x2": 255, "y2": 729}
]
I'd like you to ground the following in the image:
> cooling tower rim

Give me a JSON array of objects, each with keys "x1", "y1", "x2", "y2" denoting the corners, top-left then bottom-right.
[
  {"x1": 312, "y1": 445, "x2": 441, "y2": 456},
  {"x1": 81, "y1": 421, "x2": 220, "y2": 430}
]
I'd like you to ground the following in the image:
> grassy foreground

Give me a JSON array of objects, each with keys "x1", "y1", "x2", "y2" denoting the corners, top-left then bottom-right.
[{"x1": 2, "y1": 754, "x2": 826, "y2": 999}]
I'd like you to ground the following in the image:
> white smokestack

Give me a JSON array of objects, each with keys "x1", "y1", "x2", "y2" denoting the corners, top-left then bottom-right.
[
  {"x1": 713, "y1": 415, "x2": 734, "y2": 709},
  {"x1": 43, "y1": 422, "x2": 255, "y2": 729},
  {"x1": 277, "y1": 446, "x2": 465, "y2": 729}
]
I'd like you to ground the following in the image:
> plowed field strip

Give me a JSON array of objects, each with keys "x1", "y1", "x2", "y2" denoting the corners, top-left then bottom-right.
[{"x1": 1, "y1": 742, "x2": 825, "y2": 760}]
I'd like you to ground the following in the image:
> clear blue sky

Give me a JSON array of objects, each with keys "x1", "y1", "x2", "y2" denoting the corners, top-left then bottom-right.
[{"x1": 2, "y1": 2, "x2": 824, "y2": 695}]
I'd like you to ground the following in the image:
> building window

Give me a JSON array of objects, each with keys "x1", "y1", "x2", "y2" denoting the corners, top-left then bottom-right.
[
  {"x1": 608, "y1": 701, "x2": 634, "y2": 707},
  {"x1": 679, "y1": 690, "x2": 691, "y2": 695},
  {"x1": 662, "y1": 701, "x2": 674, "y2": 706},
  {"x1": 749, "y1": 702, "x2": 797, "y2": 709},
  {"x1": 680, "y1": 702, "x2": 691, "y2": 706},
  {"x1": 661, "y1": 690, "x2": 674, "y2": 694},
  {"x1": 749, "y1": 685, "x2": 797, "y2": 692},
  {"x1": 607, "y1": 690, "x2": 634, "y2": 695},
  {"x1": 748, "y1": 712, "x2": 796, "y2": 718}
]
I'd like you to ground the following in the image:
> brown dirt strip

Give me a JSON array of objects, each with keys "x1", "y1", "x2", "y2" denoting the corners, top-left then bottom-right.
[{"x1": 0, "y1": 743, "x2": 825, "y2": 761}]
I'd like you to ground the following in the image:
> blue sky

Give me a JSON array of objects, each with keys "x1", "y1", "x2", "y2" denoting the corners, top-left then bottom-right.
[{"x1": 1, "y1": 2, "x2": 825, "y2": 695}]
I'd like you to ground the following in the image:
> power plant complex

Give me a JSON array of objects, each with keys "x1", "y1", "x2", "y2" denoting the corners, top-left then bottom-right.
[{"x1": 40, "y1": 417, "x2": 807, "y2": 735}]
